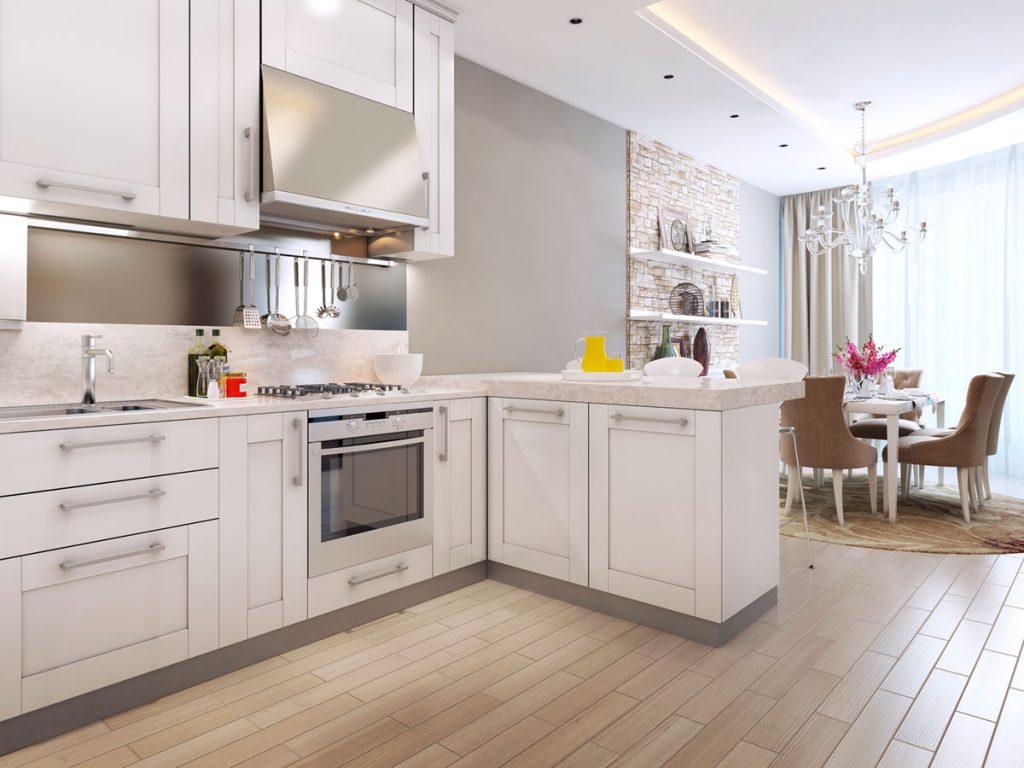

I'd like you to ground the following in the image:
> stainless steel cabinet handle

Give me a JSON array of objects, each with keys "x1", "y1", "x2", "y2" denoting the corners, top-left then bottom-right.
[
  {"x1": 292, "y1": 417, "x2": 304, "y2": 486},
  {"x1": 348, "y1": 563, "x2": 409, "y2": 586},
  {"x1": 422, "y1": 171, "x2": 431, "y2": 230},
  {"x1": 244, "y1": 127, "x2": 257, "y2": 202},
  {"x1": 504, "y1": 405, "x2": 565, "y2": 419},
  {"x1": 610, "y1": 413, "x2": 689, "y2": 428},
  {"x1": 60, "y1": 489, "x2": 165, "y2": 512},
  {"x1": 37, "y1": 178, "x2": 137, "y2": 202},
  {"x1": 438, "y1": 405, "x2": 449, "y2": 462},
  {"x1": 60, "y1": 542, "x2": 165, "y2": 571},
  {"x1": 59, "y1": 434, "x2": 166, "y2": 451}
]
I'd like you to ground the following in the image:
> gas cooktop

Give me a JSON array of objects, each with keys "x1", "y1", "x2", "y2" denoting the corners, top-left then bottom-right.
[{"x1": 255, "y1": 383, "x2": 408, "y2": 399}]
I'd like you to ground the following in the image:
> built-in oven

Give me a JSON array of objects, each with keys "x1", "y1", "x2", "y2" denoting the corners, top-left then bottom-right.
[{"x1": 307, "y1": 404, "x2": 434, "y2": 578}]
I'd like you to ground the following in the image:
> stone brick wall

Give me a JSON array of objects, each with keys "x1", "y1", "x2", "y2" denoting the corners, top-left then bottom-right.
[{"x1": 627, "y1": 132, "x2": 743, "y2": 370}]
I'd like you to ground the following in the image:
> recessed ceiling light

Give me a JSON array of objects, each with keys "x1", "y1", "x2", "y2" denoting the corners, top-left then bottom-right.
[
  {"x1": 817, "y1": 166, "x2": 827, "y2": 170},
  {"x1": 729, "y1": 114, "x2": 739, "y2": 119},
  {"x1": 663, "y1": 74, "x2": 674, "y2": 80},
  {"x1": 778, "y1": 143, "x2": 789, "y2": 148},
  {"x1": 569, "y1": 17, "x2": 583, "y2": 24}
]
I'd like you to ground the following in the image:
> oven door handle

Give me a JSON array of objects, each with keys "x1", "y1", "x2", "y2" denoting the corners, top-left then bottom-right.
[{"x1": 316, "y1": 436, "x2": 426, "y2": 457}]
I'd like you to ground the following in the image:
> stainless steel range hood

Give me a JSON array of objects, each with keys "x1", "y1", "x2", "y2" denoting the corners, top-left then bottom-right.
[{"x1": 260, "y1": 66, "x2": 428, "y2": 233}]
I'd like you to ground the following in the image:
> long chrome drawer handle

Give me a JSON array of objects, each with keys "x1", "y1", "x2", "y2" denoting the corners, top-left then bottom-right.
[
  {"x1": 36, "y1": 178, "x2": 137, "y2": 201},
  {"x1": 59, "y1": 434, "x2": 166, "y2": 451},
  {"x1": 60, "y1": 542, "x2": 165, "y2": 571},
  {"x1": 293, "y1": 418, "x2": 304, "y2": 487},
  {"x1": 60, "y1": 489, "x2": 165, "y2": 512},
  {"x1": 610, "y1": 413, "x2": 689, "y2": 427},
  {"x1": 504, "y1": 405, "x2": 566, "y2": 418},
  {"x1": 438, "y1": 405, "x2": 449, "y2": 462},
  {"x1": 348, "y1": 563, "x2": 409, "y2": 586}
]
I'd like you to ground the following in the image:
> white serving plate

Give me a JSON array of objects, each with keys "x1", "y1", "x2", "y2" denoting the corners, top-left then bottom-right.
[{"x1": 560, "y1": 370, "x2": 643, "y2": 382}]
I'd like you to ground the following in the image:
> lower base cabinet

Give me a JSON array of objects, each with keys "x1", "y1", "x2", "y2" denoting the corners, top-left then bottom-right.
[
  {"x1": 0, "y1": 521, "x2": 218, "y2": 716},
  {"x1": 308, "y1": 544, "x2": 434, "y2": 618},
  {"x1": 434, "y1": 397, "x2": 486, "y2": 574}
]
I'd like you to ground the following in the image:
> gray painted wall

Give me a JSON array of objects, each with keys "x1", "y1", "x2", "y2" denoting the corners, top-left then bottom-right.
[
  {"x1": 738, "y1": 181, "x2": 781, "y2": 360},
  {"x1": 408, "y1": 58, "x2": 627, "y2": 375}
]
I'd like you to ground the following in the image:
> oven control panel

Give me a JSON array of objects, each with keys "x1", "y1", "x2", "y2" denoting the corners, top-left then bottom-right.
[{"x1": 308, "y1": 406, "x2": 434, "y2": 442}]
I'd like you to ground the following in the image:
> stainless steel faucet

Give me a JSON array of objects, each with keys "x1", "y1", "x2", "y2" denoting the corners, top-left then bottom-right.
[{"x1": 81, "y1": 334, "x2": 114, "y2": 405}]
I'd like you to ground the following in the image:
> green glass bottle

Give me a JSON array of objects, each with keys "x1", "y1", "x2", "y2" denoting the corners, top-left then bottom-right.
[
  {"x1": 187, "y1": 329, "x2": 207, "y2": 397},
  {"x1": 652, "y1": 324, "x2": 679, "y2": 360},
  {"x1": 208, "y1": 328, "x2": 229, "y2": 362}
]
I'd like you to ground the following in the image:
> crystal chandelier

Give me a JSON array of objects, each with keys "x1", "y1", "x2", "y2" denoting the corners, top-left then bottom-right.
[{"x1": 800, "y1": 101, "x2": 927, "y2": 274}]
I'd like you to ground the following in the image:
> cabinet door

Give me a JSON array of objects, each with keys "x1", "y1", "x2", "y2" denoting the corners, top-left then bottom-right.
[
  {"x1": 18, "y1": 521, "x2": 218, "y2": 713},
  {"x1": 189, "y1": 0, "x2": 261, "y2": 233},
  {"x1": 434, "y1": 398, "x2": 486, "y2": 575},
  {"x1": 0, "y1": 558, "x2": 20, "y2": 721},
  {"x1": 0, "y1": 0, "x2": 189, "y2": 219},
  {"x1": 589, "y1": 405, "x2": 698, "y2": 614},
  {"x1": 219, "y1": 414, "x2": 308, "y2": 646},
  {"x1": 262, "y1": 0, "x2": 413, "y2": 111},
  {"x1": 488, "y1": 398, "x2": 588, "y2": 585},
  {"x1": 412, "y1": 6, "x2": 454, "y2": 257}
]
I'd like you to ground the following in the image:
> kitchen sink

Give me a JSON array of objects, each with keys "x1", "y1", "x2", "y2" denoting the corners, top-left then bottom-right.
[{"x1": 0, "y1": 399, "x2": 208, "y2": 421}]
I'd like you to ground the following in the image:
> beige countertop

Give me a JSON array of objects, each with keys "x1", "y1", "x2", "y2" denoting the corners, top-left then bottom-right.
[{"x1": 0, "y1": 373, "x2": 803, "y2": 434}]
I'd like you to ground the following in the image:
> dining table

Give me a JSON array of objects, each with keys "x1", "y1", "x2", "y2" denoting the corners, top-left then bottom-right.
[{"x1": 844, "y1": 392, "x2": 946, "y2": 522}]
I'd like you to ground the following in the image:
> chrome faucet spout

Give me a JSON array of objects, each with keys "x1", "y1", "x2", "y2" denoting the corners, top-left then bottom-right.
[{"x1": 81, "y1": 335, "x2": 114, "y2": 405}]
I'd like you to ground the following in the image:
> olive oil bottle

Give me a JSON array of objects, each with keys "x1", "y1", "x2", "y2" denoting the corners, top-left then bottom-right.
[
  {"x1": 187, "y1": 329, "x2": 207, "y2": 397},
  {"x1": 208, "y1": 328, "x2": 229, "y2": 361}
]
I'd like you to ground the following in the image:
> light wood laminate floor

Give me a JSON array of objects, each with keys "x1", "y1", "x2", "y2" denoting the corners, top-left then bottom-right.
[{"x1": 5, "y1": 537, "x2": 1024, "y2": 768}]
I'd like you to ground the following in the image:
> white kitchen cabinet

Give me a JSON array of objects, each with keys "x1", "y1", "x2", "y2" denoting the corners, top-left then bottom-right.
[
  {"x1": 307, "y1": 543, "x2": 433, "y2": 618},
  {"x1": 0, "y1": 214, "x2": 27, "y2": 329},
  {"x1": 262, "y1": 0, "x2": 413, "y2": 111},
  {"x1": 0, "y1": 558, "x2": 20, "y2": 720},
  {"x1": 0, "y1": 0, "x2": 190, "y2": 222},
  {"x1": 588, "y1": 404, "x2": 698, "y2": 614},
  {"x1": 412, "y1": 5, "x2": 455, "y2": 258},
  {"x1": 219, "y1": 414, "x2": 308, "y2": 646},
  {"x1": 488, "y1": 398, "x2": 589, "y2": 585},
  {"x1": 189, "y1": 0, "x2": 261, "y2": 232},
  {"x1": 433, "y1": 398, "x2": 486, "y2": 575},
  {"x1": 9, "y1": 521, "x2": 218, "y2": 713}
]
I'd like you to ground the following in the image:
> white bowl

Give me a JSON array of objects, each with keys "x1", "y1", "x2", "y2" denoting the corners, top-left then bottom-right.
[
  {"x1": 373, "y1": 353, "x2": 423, "y2": 388},
  {"x1": 642, "y1": 357, "x2": 702, "y2": 378}
]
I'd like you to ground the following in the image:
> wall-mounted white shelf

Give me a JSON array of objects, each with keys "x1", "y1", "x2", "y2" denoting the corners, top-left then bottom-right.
[
  {"x1": 629, "y1": 247, "x2": 768, "y2": 277},
  {"x1": 629, "y1": 309, "x2": 768, "y2": 327}
]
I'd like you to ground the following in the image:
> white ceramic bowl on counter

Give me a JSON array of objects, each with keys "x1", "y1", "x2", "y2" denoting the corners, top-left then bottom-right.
[{"x1": 373, "y1": 353, "x2": 423, "y2": 388}]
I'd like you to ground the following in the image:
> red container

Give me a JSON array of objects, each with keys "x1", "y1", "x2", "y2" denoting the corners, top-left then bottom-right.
[{"x1": 225, "y1": 372, "x2": 247, "y2": 398}]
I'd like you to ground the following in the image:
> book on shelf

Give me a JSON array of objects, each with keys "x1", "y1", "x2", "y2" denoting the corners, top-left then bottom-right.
[{"x1": 693, "y1": 241, "x2": 730, "y2": 255}]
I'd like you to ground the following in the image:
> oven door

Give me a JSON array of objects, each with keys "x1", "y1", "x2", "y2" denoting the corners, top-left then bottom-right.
[{"x1": 308, "y1": 429, "x2": 434, "y2": 577}]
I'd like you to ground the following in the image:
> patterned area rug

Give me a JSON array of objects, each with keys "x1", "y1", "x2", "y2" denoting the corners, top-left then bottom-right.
[{"x1": 779, "y1": 473, "x2": 1024, "y2": 554}]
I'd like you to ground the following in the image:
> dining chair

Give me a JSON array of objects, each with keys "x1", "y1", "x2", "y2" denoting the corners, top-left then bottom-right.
[
  {"x1": 781, "y1": 376, "x2": 878, "y2": 528},
  {"x1": 643, "y1": 357, "x2": 703, "y2": 377},
  {"x1": 884, "y1": 373, "x2": 1003, "y2": 522},
  {"x1": 914, "y1": 371, "x2": 1014, "y2": 500}
]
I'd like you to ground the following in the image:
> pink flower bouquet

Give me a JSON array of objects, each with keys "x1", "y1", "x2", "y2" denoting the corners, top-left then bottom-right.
[{"x1": 834, "y1": 336, "x2": 899, "y2": 379}]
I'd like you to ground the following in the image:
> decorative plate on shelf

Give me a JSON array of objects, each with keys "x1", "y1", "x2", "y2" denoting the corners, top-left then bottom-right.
[{"x1": 669, "y1": 282, "x2": 705, "y2": 317}]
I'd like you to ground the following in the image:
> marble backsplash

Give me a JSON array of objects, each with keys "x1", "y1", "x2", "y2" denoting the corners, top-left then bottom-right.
[{"x1": 0, "y1": 323, "x2": 408, "y2": 405}]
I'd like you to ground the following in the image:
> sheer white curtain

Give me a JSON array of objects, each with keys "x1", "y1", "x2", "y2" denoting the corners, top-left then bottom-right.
[{"x1": 873, "y1": 143, "x2": 1022, "y2": 478}]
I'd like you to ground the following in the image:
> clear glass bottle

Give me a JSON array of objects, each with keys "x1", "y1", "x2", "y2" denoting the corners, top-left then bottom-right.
[{"x1": 187, "y1": 329, "x2": 207, "y2": 397}]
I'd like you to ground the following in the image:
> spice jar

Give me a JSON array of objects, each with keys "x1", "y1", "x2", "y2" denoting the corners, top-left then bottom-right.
[{"x1": 225, "y1": 371, "x2": 248, "y2": 398}]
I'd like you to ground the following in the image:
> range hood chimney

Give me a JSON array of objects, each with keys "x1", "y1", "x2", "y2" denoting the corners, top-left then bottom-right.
[{"x1": 260, "y1": 66, "x2": 428, "y2": 233}]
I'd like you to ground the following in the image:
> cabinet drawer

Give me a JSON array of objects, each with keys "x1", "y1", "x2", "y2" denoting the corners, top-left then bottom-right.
[
  {"x1": 0, "y1": 418, "x2": 219, "y2": 496},
  {"x1": 17, "y1": 521, "x2": 218, "y2": 712},
  {"x1": 307, "y1": 544, "x2": 433, "y2": 618},
  {"x1": 604, "y1": 405, "x2": 696, "y2": 436},
  {"x1": 0, "y1": 469, "x2": 218, "y2": 560}
]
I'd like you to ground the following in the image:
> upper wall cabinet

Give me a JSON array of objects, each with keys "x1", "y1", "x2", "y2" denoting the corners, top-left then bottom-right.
[
  {"x1": 262, "y1": 0, "x2": 414, "y2": 112},
  {"x1": 0, "y1": 0, "x2": 260, "y2": 237},
  {"x1": 412, "y1": 6, "x2": 455, "y2": 258},
  {"x1": 0, "y1": 0, "x2": 190, "y2": 221}
]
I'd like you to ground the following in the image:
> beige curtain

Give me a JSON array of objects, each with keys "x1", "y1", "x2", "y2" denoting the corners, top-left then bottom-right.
[{"x1": 782, "y1": 187, "x2": 873, "y2": 374}]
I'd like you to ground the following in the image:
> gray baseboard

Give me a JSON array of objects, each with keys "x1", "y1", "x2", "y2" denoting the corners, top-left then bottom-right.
[
  {"x1": 486, "y1": 561, "x2": 777, "y2": 647},
  {"x1": 0, "y1": 562, "x2": 486, "y2": 757}
]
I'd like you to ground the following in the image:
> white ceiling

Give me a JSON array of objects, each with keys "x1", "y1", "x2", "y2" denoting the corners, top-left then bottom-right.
[{"x1": 451, "y1": 0, "x2": 1024, "y2": 195}]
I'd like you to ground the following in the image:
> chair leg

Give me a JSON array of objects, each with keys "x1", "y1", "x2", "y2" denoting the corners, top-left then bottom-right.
[
  {"x1": 868, "y1": 462, "x2": 878, "y2": 516},
  {"x1": 815, "y1": 468, "x2": 824, "y2": 490},
  {"x1": 983, "y1": 459, "x2": 992, "y2": 500},
  {"x1": 958, "y1": 467, "x2": 972, "y2": 523},
  {"x1": 784, "y1": 465, "x2": 797, "y2": 515},
  {"x1": 967, "y1": 467, "x2": 980, "y2": 512},
  {"x1": 832, "y1": 470, "x2": 845, "y2": 527},
  {"x1": 972, "y1": 467, "x2": 985, "y2": 509},
  {"x1": 900, "y1": 463, "x2": 911, "y2": 501},
  {"x1": 915, "y1": 464, "x2": 924, "y2": 489}
]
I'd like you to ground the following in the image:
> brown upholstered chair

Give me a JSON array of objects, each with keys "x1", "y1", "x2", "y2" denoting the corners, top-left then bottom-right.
[
  {"x1": 848, "y1": 368, "x2": 926, "y2": 441},
  {"x1": 781, "y1": 376, "x2": 878, "y2": 526},
  {"x1": 884, "y1": 374, "x2": 1004, "y2": 522},
  {"x1": 723, "y1": 369, "x2": 737, "y2": 379},
  {"x1": 914, "y1": 372, "x2": 1014, "y2": 500}
]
